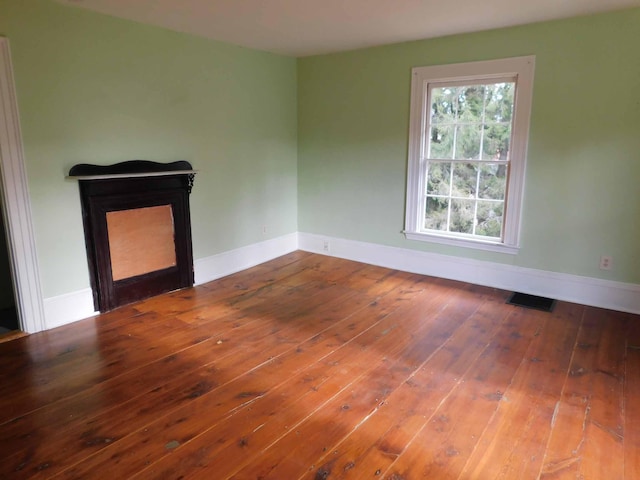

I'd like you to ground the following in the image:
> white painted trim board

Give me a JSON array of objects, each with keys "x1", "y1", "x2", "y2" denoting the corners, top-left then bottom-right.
[
  {"x1": 0, "y1": 38, "x2": 46, "y2": 334},
  {"x1": 43, "y1": 233, "x2": 299, "y2": 329},
  {"x1": 42, "y1": 231, "x2": 640, "y2": 330},
  {"x1": 193, "y1": 233, "x2": 298, "y2": 286},
  {"x1": 298, "y1": 233, "x2": 640, "y2": 315}
]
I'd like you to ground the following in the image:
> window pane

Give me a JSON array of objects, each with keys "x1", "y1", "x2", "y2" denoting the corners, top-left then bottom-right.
[
  {"x1": 476, "y1": 201, "x2": 504, "y2": 238},
  {"x1": 425, "y1": 197, "x2": 449, "y2": 231},
  {"x1": 452, "y1": 163, "x2": 477, "y2": 198},
  {"x1": 455, "y1": 124, "x2": 482, "y2": 160},
  {"x1": 426, "y1": 162, "x2": 451, "y2": 195},
  {"x1": 450, "y1": 199, "x2": 475, "y2": 234},
  {"x1": 485, "y1": 83, "x2": 514, "y2": 123},
  {"x1": 428, "y1": 125, "x2": 454, "y2": 159},
  {"x1": 478, "y1": 163, "x2": 507, "y2": 200},
  {"x1": 482, "y1": 124, "x2": 511, "y2": 160},
  {"x1": 430, "y1": 87, "x2": 457, "y2": 124},
  {"x1": 457, "y1": 85, "x2": 486, "y2": 122}
]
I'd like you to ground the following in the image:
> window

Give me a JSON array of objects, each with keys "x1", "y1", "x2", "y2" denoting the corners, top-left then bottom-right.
[{"x1": 404, "y1": 56, "x2": 535, "y2": 253}]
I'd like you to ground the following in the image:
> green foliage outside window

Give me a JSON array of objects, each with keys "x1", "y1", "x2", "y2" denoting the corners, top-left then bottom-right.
[{"x1": 424, "y1": 82, "x2": 514, "y2": 239}]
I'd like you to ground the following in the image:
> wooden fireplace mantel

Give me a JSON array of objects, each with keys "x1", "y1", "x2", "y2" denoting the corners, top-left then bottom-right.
[
  {"x1": 68, "y1": 170, "x2": 197, "y2": 180},
  {"x1": 69, "y1": 160, "x2": 196, "y2": 312},
  {"x1": 68, "y1": 160, "x2": 197, "y2": 190},
  {"x1": 68, "y1": 159, "x2": 195, "y2": 176}
]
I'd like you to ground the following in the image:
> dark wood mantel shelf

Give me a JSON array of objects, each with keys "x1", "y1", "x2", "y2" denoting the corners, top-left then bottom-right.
[
  {"x1": 68, "y1": 159, "x2": 195, "y2": 177},
  {"x1": 68, "y1": 160, "x2": 197, "y2": 190}
]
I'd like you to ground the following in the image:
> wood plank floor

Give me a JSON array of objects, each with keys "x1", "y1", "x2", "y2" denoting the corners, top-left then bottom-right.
[{"x1": 0, "y1": 252, "x2": 637, "y2": 479}]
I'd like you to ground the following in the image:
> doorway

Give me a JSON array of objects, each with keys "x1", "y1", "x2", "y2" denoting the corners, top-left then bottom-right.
[
  {"x1": 0, "y1": 205, "x2": 18, "y2": 333},
  {"x1": 0, "y1": 37, "x2": 46, "y2": 334}
]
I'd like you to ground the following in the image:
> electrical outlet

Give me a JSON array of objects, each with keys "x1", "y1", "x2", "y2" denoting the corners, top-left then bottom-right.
[
  {"x1": 599, "y1": 255, "x2": 613, "y2": 271},
  {"x1": 323, "y1": 240, "x2": 330, "y2": 252}
]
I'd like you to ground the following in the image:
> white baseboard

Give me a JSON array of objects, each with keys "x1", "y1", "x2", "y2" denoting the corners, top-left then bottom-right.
[
  {"x1": 40, "y1": 231, "x2": 639, "y2": 331},
  {"x1": 43, "y1": 288, "x2": 97, "y2": 330},
  {"x1": 41, "y1": 233, "x2": 298, "y2": 330},
  {"x1": 298, "y1": 232, "x2": 640, "y2": 315},
  {"x1": 193, "y1": 233, "x2": 298, "y2": 286}
]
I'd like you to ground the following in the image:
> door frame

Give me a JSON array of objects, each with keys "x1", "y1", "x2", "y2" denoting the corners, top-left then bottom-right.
[{"x1": 0, "y1": 37, "x2": 46, "y2": 333}]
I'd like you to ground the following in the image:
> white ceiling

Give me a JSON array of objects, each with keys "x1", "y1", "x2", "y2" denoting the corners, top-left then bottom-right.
[{"x1": 58, "y1": 0, "x2": 640, "y2": 56}]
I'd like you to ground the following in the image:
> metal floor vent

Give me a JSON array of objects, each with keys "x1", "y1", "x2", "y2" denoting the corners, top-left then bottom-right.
[{"x1": 507, "y1": 292, "x2": 556, "y2": 312}]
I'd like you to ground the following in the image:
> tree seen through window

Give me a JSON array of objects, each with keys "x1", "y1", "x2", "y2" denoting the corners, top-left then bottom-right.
[{"x1": 424, "y1": 82, "x2": 514, "y2": 239}]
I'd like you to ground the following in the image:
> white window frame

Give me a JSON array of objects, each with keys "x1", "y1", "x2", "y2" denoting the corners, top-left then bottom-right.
[{"x1": 404, "y1": 56, "x2": 535, "y2": 254}]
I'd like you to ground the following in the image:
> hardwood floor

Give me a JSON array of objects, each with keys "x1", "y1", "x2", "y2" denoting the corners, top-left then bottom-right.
[{"x1": 0, "y1": 252, "x2": 637, "y2": 479}]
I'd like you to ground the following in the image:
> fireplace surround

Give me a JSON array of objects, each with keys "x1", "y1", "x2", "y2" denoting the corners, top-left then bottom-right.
[{"x1": 69, "y1": 160, "x2": 196, "y2": 312}]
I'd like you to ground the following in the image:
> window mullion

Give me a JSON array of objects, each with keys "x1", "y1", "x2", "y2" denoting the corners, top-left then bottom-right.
[
  {"x1": 472, "y1": 166, "x2": 481, "y2": 236},
  {"x1": 479, "y1": 85, "x2": 487, "y2": 161},
  {"x1": 420, "y1": 158, "x2": 429, "y2": 230},
  {"x1": 446, "y1": 161, "x2": 454, "y2": 232},
  {"x1": 424, "y1": 158, "x2": 509, "y2": 165}
]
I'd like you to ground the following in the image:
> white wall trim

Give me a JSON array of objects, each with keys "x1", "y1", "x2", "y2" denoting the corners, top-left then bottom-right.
[
  {"x1": 43, "y1": 288, "x2": 97, "y2": 330},
  {"x1": 194, "y1": 233, "x2": 298, "y2": 285},
  {"x1": 0, "y1": 38, "x2": 46, "y2": 333},
  {"x1": 41, "y1": 233, "x2": 299, "y2": 329},
  {"x1": 39, "y1": 230, "x2": 640, "y2": 330},
  {"x1": 298, "y1": 232, "x2": 640, "y2": 315}
]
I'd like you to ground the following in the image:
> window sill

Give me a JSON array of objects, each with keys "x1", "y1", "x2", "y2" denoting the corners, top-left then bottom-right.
[{"x1": 404, "y1": 231, "x2": 519, "y2": 255}]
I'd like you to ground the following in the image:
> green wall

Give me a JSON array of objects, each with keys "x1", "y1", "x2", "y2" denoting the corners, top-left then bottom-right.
[
  {"x1": 298, "y1": 9, "x2": 640, "y2": 283},
  {"x1": 1, "y1": 0, "x2": 638, "y2": 302},
  {"x1": 0, "y1": 0, "x2": 298, "y2": 298}
]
